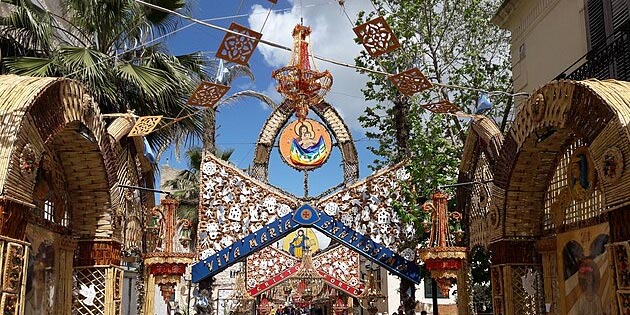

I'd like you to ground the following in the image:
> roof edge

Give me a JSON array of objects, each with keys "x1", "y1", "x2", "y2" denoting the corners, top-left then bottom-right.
[{"x1": 491, "y1": 0, "x2": 522, "y2": 28}]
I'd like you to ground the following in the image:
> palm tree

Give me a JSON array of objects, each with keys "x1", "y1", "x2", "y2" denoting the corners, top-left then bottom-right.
[{"x1": 0, "y1": 0, "x2": 207, "y2": 152}]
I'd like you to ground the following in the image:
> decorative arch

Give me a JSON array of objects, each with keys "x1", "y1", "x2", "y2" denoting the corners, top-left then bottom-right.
[
  {"x1": 471, "y1": 79, "x2": 630, "y2": 315},
  {"x1": 0, "y1": 75, "x2": 132, "y2": 315},
  {"x1": 250, "y1": 101, "x2": 359, "y2": 183},
  {"x1": 491, "y1": 80, "x2": 630, "y2": 240},
  {"x1": 0, "y1": 75, "x2": 118, "y2": 240},
  {"x1": 457, "y1": 116, "x2": 504, "y2": 249}
]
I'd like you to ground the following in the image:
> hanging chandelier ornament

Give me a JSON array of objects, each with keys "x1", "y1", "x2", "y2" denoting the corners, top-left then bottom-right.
[
  {"x1": 417, "y1": 191, "x2": 467, "y2": 296},
  {"x1": 288, "y1": 249, "x2": 326, "y2": 305},
  {"x1": 272, "y1": 24, "x2": 333, "y2": 121},
  {"x1": 357, "y1": 273, "x2": 386, "y2": 315},
  {"x1": 229, "y1": 274, "x2": 255, "y2": 315}
]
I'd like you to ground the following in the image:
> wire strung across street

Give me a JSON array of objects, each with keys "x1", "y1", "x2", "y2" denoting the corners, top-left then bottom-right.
[{"x1": 133, "y1": 0, "x2": 529, "y2": 98}]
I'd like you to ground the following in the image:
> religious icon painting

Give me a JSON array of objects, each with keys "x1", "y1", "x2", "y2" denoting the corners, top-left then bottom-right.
[
  {"x1": 279, "y1": 119, "x2": 332, "y2": 170},
  {"x1": 599, "y1": 147, "x2": 624, "y2": 185},
  {"x1": 567, "y1": 147, "x2": 597, "y2": 201},
  {"x1": 282, "y1": 228, "x2": 320, "y2": 258}
]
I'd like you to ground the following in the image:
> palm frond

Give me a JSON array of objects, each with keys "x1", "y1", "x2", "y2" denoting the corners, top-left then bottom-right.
[
  {"x1": 221, "y1": 90, "x2": 279, "y2": 109},
  {"x1": 142, "y1": 0, "x2": 187, "y2": 34},
  {"x1": 215, "y1": 147, "x2": 234, "y2": 161},
  {"x1": 223, "y1": 64, "x2": 255, "y2": 85},
  {"x1": 117, "y1": 61, "x2": 175, "y2": 99},
  {"x1": 0, "y1": 3, "x2": 54, "y2": 53},
  {"x1": 3, "y1": 56, "x2": 57, "y2": 76}
]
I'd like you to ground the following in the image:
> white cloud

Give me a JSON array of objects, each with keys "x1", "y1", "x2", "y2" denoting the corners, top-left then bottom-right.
[{"x1": 247, "y1": 0, "x2": 375, "y2": 131}]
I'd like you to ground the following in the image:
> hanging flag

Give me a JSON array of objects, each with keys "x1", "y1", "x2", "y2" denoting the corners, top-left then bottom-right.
[
  {"x1": 215, "y1": 59, "x2": 227, "y2": 84},
  {"x1": 143, "y1": 137, "x2": 156, "y2": 164},
  {"x1": 476, "y1": 93, "x2": 493, "y2": 114}
]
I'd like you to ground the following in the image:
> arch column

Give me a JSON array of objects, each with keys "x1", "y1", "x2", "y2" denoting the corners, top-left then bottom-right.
[
  {"x1": 488, "y1": 239, "x2": 543, "y2": 315},
  {"x1": 74, "y1": 240, "x2": 123, "y2": 315}
]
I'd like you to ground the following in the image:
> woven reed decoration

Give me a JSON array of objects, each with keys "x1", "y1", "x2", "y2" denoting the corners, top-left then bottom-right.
[
  {"x1": 542, "y1": 139, "x2": 604, "y2": 233},
  {"x1": 468, "y1": 153, "x2": 492, "y2": 249},
  {"x1": 488, "y1": 240, "x2": 538, "y2": 265},
  {"x1": 75, "y1": 241, "x2": 121, "y2": 267},
  {"x1": 216, "y1": 23, "x2": 262, "y2": 65},
  {"x1": 0, "y1": 75, "x2": 118, "y2": 212},
  {"x1": 107, "y1": 117, "x2": 134, "y2": 142},
  {"x1": 609, "y1": 206, "x2": 630, "y2": 242},
  {"x1": 128, "y1": 116, "x2": 162, "y2": 137},
  {"x1": 251, "y1": 101, "x2": 359, "y2": 183},
  {"x1": 540, "y1": 251, "x2": 560, "y2": 315},
  {"x1": 0, "y1": 200, "x2": 29, "y2": 240},
  {"x1": 186, "y1": 81, "x2": 230, "y2": 108},
  {"x1": 74, "y1": 267, "x2": 107, "y2": 315},
  {"x1": 388, "y1": 68, "x2": 432, "y2": 96},
  {"x1": 488, "y1": 185, "x2": 505, "y2": 242},
  {"x1": 510, "y1": 266, "x2": 544, "y2": 315},
  {"x1": 491, "y1": 266, "x2": 505, "y2": 315},
  {"x1": 471, "y1": 116, "x2": 504, "y2": 161},
  {"x1": 353, "y1": 16, "x2": 400, "y2": 58}
]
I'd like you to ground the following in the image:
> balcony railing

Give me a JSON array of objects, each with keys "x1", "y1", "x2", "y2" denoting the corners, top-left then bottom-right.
[{"x1": 557, "y1": 30, "x2": 630, "y2": 81}]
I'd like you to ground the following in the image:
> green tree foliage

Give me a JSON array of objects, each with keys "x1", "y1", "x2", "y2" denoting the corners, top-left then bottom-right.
[
  {"x1": 355, "y1": 0, "x2": 511, "y2": 311},
  {"x1": 0, "y1": 0, "x2": 208, "y2": 152},
  {"x1": 357, "y1": 0, "x2": 511, "y2": 229}
]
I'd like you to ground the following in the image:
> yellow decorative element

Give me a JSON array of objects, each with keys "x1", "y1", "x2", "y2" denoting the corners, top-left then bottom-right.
[
  {"x1": 128, "y1": 116, "x2": 162, "y2": 137},
  {"x1": 282, "y1": 228, "x2": 319, "y2": 258}
]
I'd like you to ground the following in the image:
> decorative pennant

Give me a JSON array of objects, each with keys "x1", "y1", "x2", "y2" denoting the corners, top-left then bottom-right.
[
  {"x1": 267, "y1": 0, "x2": 277, "y2": 3},
  {"x1": 421, "y1": 100, "x2": 461, "y2": 114},
  {"x1": 389, "y1": 68, "x2": 433, "y2": 96},
  {"x1": 353, "y1": 16, "x2": 400, "y2": 58},
  {"x1": 186, "y1": 81, "x2": 230, "y2": 108},
  {"x1": 127, "y1": 116, "x2": 162, "y2": 137},
  {"x1": 216, "y1": 23, "x2": 262, "y2": 65}
]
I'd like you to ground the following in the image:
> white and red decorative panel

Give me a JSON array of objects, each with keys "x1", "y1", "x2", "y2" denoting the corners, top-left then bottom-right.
[
  {"x1": 245, "y1": 245, "x2": 364, "y2": 297},
  {"x1": 316, "y1": 163, "x2": 417, "y2": 256},
  {"x1": 197, "y1": 154, "x2": 299, "y2": 259},
  {"x1": 246, "y1": 246, "x2": 299, "y2": 295},
  {"x1": 313, "y1": 246, "x2": 362, "y2": 296}
]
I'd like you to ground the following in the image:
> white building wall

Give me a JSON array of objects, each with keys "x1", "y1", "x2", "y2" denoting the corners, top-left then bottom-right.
[{"x1": 385, "y1": 274, "x2": 456, "y2": 314}]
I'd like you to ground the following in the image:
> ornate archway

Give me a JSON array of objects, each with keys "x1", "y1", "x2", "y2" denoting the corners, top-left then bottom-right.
[
  {"x1": 464, "y1": 80, "x2": 630, "y2": 315},
  {"x1": 0, "y1": 75, "x2": 134, "y2": 315},
  {"x1": 250, "y1": 101, "x2": 359, "y2": 183}
]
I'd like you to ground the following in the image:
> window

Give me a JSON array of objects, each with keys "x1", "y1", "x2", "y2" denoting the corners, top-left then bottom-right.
[
  {"x1": 424, "y1": 278, "x2": 448, "y2": 299},
  {"x1": 43, "y1": 199, "x2": 54, "y2": 221},
  {"x1": 586, "y1": 0, "x2": 630, "y2": 49},
  {"x1": 519, "y1": 43, "x2": 526, "y2": 61}
]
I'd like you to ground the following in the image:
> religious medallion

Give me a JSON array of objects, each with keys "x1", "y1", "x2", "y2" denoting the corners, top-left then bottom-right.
[{"x1": 279, "y1": 119, "x2": 332, "y2": 170}]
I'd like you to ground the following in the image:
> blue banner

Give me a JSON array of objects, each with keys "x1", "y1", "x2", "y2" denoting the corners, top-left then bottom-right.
[{"x1": 192, "y1": 205, "x2": 420, "y2": 284}]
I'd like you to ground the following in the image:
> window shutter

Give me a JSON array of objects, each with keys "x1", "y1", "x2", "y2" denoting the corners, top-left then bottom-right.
[
  {"x1": 587, "y1": 0, "x2": 607, "y2": 49},
  {"x1": 611, "y1": 0, "x2": 630, "y2": 36}
]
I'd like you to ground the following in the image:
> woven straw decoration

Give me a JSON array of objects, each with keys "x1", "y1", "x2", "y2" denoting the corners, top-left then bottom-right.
[
  {"x1": 353, "y1": 16, "x2": 400, "y2": 58},
  {"x1": 128, "y1": 116, "x2": 162, "y2": 137},
  {"x1": 422, "y1": 100, "x2": 461, "y2": 114},
  {"x1": 186, "y1": 81, "x2": 230, "y2": 108},
  {"x1": 389, "y1": 68, "x2": 433, "y2": 96},
  {"x1": 216, "y1": 23, "x2": 262, "y2": 65}
]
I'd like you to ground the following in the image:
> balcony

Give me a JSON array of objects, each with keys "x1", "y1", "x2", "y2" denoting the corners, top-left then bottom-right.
[{"x1": 557, "y1": 30, "x2": 630, "y2": 81}]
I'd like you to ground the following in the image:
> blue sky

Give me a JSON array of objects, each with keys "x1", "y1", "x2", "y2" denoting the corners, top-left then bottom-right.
[{"x1": 159, "y1": 0, "x2": 380, "y2": 197}]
